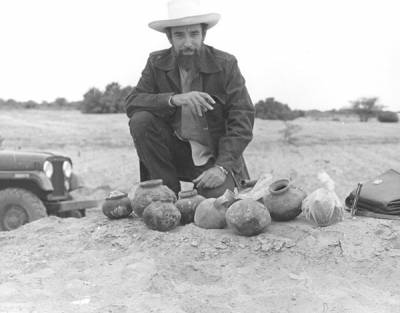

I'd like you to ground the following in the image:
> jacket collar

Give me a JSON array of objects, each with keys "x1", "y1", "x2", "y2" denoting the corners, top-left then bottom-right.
[{"x1": 154, "y1": 45, "x2": 221, "y2": 74}]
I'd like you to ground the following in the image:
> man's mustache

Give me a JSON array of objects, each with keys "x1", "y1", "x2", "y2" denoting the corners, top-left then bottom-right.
[{"x1": 180, "y1": 48, "x2": 197, "y2": 54}]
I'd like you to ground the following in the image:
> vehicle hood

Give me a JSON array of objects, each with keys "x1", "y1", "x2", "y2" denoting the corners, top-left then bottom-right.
[{"x1": 0, "y1": 150, "x2": 69, "y2": 171}]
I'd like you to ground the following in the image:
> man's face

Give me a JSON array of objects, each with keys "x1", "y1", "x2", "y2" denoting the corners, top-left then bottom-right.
[{"x1": 169, "y1": 24, "x2": 204, "y2": 55}]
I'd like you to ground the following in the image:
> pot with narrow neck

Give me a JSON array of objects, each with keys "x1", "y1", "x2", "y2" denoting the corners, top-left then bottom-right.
[
  {"x1": 102, "y1": 190, "x2": 133, "y2": 219},
  {"x1": 132, "y1": 179, "x2": 176, "y2": 217},
  {"x1": 263, "y1": 179, "x2": 306, "y2": 221},
  {"x1": 194, "y1": 189, "x2": 236, "y2": 229},
  {"x1": 175, "y1": 189, "x2": 205, "y2": 225}
]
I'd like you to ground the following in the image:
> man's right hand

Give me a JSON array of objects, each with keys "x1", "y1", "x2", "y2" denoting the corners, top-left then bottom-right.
[{"x1": 171, "y1": 91, "x2": 215, "y2": 117}]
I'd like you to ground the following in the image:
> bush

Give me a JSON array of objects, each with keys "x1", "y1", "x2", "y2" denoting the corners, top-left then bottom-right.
[
  {"x1": 80, "y1": 83, "x2": 133, "y2": 114},
  {"x1": 255, "y1": 98, "x2": 304, "y2": 120},
  {"x1": 377, "y1": 111, "x2": 399, "y2": 123}
]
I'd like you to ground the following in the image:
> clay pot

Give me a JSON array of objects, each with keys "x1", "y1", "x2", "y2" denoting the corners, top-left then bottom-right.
[
  {"x1": 143, "y1": 201, "x2": 181, "y2": 232},
  {"x1": 263, "y1": 179, "x2": 306, "y2": 221},
  {"x1": 132, "y1": 179, "x2": 176, "y2": 217},
  {"x1": 226, "y1": 199, "x2": 271, "y2": 236},
  {"x1": 175, "y1": 190, "x2": 205, "y2": 225},
  {"x1": 194, "y1": 190, "x2": 236, "y2": 229},
  {"x1": 102, "y1": 190, "x2": 133, "y2": 219}
]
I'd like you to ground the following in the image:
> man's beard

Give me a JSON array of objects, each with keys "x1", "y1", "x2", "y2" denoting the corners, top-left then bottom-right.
[{"x1": 176, "y1": 48, "x2": 201, "y2": 72}]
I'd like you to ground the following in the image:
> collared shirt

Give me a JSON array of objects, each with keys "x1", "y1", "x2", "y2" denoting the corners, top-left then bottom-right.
[{"x1": 178, "y1": 67, "x2": 213, "y2": 166}]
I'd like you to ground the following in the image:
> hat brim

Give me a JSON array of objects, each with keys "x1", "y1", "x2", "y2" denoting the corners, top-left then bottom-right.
[{"x1": 149, "y1": 13, "x2": 220, "y2": 33}]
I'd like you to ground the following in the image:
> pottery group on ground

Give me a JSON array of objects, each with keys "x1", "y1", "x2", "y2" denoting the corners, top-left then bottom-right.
[{"x1": 102, "y1": 175, "x2": 344, "y2": 236}]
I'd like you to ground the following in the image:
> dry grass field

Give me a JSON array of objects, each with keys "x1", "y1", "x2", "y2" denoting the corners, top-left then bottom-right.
[
  {"x1": 1, "y1": 109, "x2": 399, "y2": 199},
  {"x1": 1, "y1": 109, "x2": 400, "y2": 313}
]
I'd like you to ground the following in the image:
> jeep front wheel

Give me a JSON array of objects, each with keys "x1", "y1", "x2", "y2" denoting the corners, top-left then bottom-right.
[{"x1": 0, "y1": 188, "x2": 47, "y2": 231}]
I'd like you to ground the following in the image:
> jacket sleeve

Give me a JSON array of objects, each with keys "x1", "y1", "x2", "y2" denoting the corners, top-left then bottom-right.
[
  {"x1": 125, "y1": 56, "x2": 176, "y2": 119},
  {"x1": 215, "y1": 58, "x2": 255, "y2": 171}
]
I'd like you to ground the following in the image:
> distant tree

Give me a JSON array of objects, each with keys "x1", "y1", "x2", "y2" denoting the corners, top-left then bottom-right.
[
  {"x1": 80, "y1": 83, "x2": 134, "y2": 114},
  {"x1": 350, "y1": 97, "x2": 383, "y2": 122},
  {"x1": 102, "y1": 82, "x2": 122, "y2": 113},
  {"x1": 40, "y1": 100, "x2": 50, "y2": 108},
  {"x1": 0, "y1": 83, "x2": 133, "y2": 113},
  {"x1": 54, "y1": 97, "x2": 68, "y2": 108},
  {"x1": 68, "y1": 101, "x2": 81, "y2": 110},
  {"x1": 80, "y1": 88, "x2": 104, "y2": 113},
  {"x1": 24, "y1": 100, "x2": 39, "y2": 109},
  {"x1": 255, "y1": 97, "x2": 303, "y2": 120},
  {"x1": 377, "y1": 111, "x2": 399, "y2": 123},
  {"x1": 5, "y1": 99, "x2": 17, "y2": 107}
]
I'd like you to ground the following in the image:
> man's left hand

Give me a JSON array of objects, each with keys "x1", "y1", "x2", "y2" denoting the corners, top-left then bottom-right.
[{"x1": 193, "y1": 166, "x2": 227, "y2": 189}]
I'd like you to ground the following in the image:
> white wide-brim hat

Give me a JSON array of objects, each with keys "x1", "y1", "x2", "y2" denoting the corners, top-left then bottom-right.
[{"x1": 149, "y1": 0, "x2": 220, "y2": 33}]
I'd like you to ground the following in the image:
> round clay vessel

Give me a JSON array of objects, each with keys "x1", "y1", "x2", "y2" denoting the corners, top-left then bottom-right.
[
  {"x1": 175, "y1": 189, "x2": 205, "y2": 225},
  {"x1": 194, "y1": 198, "x2": 224, "y2": 229},
  {"x1": 143, "y1": 201, "x2": 181, "y2": 232},
  {"x1": 194, "y1": 190, "x2": 234, "y2": 229},
  {"x1": 263, "y1": 179, "x2": 306, "y2": 221},
  {"x1": 102, "y1": 190, "x2": 133, "y2": 219},
  {"x1": 132, "y1": 179, "x2": 176, "y2": 217},
  {"x1": 226, "y1": 199, "x2": 271, "y2": 236}
]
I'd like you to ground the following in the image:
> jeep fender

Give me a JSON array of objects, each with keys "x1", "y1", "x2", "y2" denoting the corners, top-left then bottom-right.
[{"x1": 0, "y1": 171, "x2": 53, "y2": 192}]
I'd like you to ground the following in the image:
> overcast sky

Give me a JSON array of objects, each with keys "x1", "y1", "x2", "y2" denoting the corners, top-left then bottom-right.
[{"x1": 1, "y1": 0, "x2": 399, "y2": 111}]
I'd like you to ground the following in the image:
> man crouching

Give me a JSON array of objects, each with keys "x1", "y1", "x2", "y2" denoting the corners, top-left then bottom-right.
[{"x1": 126, "y1": 0, "x2": 254, "y2": 198}]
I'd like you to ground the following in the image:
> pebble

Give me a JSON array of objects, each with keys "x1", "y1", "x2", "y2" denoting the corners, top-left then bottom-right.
[
  {"x1": 215, "y1": 244, "x2": 227, "y2": 250},
  {"x1": 72, "y1": 298, "x2": 91, "y2": 305},
  {"x1": 285, "y1": 240, "x2": 296, "y2": 248}
]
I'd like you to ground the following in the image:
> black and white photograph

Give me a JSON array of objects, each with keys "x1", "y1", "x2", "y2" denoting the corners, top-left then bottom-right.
[{"x1": 0, "y1": 0, "x2": 399, "y2": 312}]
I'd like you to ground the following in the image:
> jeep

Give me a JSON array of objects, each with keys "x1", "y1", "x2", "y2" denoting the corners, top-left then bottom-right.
[{"x1": 0, "y1": 150, "x2": 98, "y2": 231}]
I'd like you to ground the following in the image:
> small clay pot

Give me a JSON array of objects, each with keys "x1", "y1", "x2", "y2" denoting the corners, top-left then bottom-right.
[
  {"x1": 132, "y1": 179, "x2": 176, "y2": 217},
  {"x1": 263, "y1": 179, "x2": 306, "y2": 221},
  {"x1": 175, "y1": 189, "x2": 205, "y2": 225},
  {"x1": 102, "y1": 190, "x2": 133, "y2": 219},
  {"x1": 226, "y1": 199, "x2": 271, "y2": 236},
  {"x1": 194, "y1": 190, "x2": 235, "y2": 229},
  {"x1": 143, "y1": 201, "x2": 181, "y2": 232}
]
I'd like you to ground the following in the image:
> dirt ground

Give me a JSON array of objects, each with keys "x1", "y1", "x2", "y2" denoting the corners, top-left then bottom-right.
[{"x1": 1, "y1": 109, "x2": 400, "y2": 313}]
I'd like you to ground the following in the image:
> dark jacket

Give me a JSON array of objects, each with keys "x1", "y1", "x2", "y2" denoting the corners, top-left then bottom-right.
[{"x1": 125, "y1": 44, "x2": 255, "y2": 184}]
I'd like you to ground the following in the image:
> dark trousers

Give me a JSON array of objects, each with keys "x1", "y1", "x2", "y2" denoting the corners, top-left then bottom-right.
[{"x1": 129, "y1": 111, "x2": 235, "y2": 198}]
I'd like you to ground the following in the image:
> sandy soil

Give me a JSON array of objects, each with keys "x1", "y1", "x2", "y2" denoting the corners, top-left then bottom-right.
[{"x1": 1, "y1": 109, "x2": 400, "y2": 313}]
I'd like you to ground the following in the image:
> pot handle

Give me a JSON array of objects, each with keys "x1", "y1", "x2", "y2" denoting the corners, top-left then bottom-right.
[{"x1": 214, "y1": 189, "x2": 236, "y2": 210}]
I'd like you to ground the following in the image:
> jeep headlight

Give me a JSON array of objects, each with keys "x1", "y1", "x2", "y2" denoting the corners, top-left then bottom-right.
[
  {"x1": 43, "y1": 161, "x2": 53, "y2": 178},
  {"x1": 63, "y1": 161, "x2": 72, "y2": 178}
]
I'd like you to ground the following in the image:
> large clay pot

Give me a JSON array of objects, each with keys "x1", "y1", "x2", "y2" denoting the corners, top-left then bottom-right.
[
  {"x1": 175, "y1": 189, "x2": 205, "y2": 225},
  {"x1": 226, "y1": 199, "x2": 271, "y2": 236},
  {"x1": 143, "y1": 201, "x2": 181, "y2": 232},
  {"x1": 102, "y1": 190, "x2": 133, "y2": 219},
  {"x1": 132, "y1": 179, "x2": 176, "y2": 217},
  {"x1": 194, "y1": 190, "x2": 236, "y2": 229},
  {"x1": 263, "y1": 179, "x2": 306, "y2": 221}
]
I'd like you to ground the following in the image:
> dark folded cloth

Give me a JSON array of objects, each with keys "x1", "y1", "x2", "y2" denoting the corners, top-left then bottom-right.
[{"x1": 345, "y1": 169, "x2": 400, "y2": 215}]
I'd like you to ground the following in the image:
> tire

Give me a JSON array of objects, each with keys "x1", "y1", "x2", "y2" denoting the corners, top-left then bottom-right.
[{"x1": 0, "y1": 188, "x2": 47, "y2": 231}]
